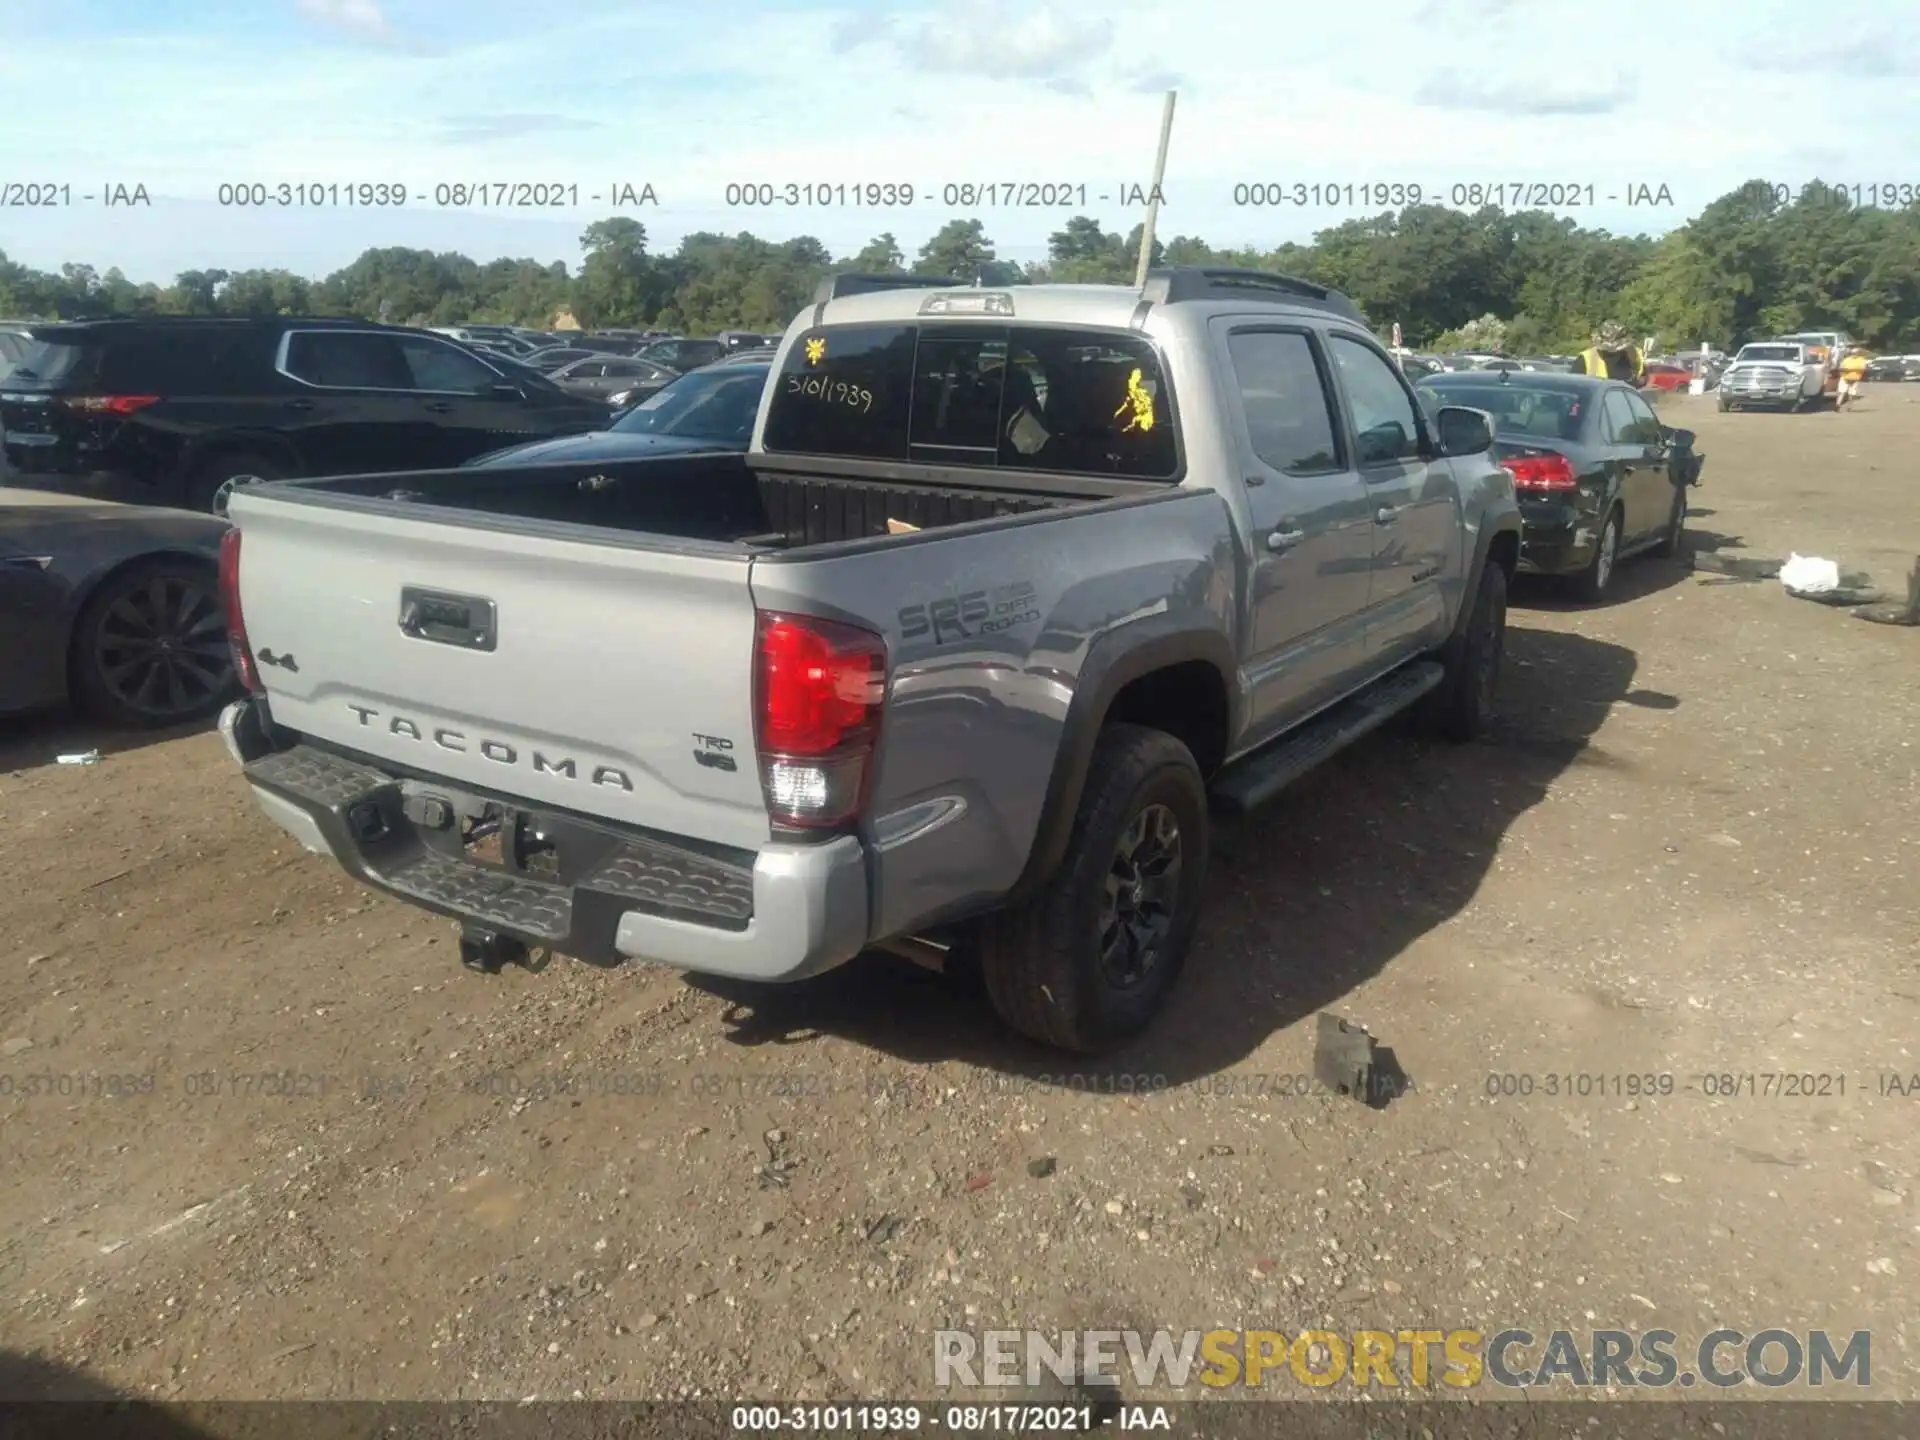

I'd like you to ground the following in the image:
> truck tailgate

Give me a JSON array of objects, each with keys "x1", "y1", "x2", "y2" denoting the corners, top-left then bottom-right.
[{"x1": 231, "y1": 491, "x2": 772, "y2": 852}]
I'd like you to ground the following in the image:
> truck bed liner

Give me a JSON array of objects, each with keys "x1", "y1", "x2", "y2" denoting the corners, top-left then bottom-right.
[{"x1": 301, "y1": 454, "x2": 1089, "y2": 551}]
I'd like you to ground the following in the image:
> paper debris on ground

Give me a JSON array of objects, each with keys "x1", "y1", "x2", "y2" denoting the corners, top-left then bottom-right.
[
  {"x1": 886, "y1": 518, "x2": 920, "y2": 534},
  {"x1": 1779, "y1": 554, "x2": 1839, "y2": 595},
  {"x1": 56, "y1": 751, "x2": 101, "y2": 766}
]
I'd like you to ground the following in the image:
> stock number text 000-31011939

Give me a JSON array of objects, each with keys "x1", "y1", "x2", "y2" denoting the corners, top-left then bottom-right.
[{"x1": 212, "y1": 182, "x2": 660, "y2": 208}]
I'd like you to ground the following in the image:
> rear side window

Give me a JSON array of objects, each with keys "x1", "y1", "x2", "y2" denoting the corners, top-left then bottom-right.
[
  {"x1": 1600, "y1": 389, "x2": 1638, "y2": 443},
  {"x1": 96, "y1": 333, "x2": 251, "y2": 393},
  {"x1": 283, "y1": 331, "x2": 413, "y2": 389},
  {"x1": 1225, "y1": 330, "x2": 1340, "y2": 474},
  {"x1": 762, "y1": 323, "x2": 1178, "y2": 479}
]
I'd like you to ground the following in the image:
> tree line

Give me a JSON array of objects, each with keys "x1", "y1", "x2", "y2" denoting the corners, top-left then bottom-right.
[{"x1": 3, "y1": 180, "x2": 1915, "y2": 351}]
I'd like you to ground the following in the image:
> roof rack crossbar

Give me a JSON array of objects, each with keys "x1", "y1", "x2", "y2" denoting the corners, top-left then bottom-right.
[
  {"x1": 813, "y1": 272, "x2": 961, "y2": 302},
  {"x1": 1142, "y1": 266, "x2": 1366, "y2": 322}
]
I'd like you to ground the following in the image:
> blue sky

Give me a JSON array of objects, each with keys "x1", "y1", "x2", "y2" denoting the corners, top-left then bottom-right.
[{"x1": 2, "y1": 0, "x2": 1916, "y2": 284}]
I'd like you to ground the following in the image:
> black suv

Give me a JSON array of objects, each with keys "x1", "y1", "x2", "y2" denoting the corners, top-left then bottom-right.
[{"x1": 0, "y1": 317, "x2": 609, "y2": 513}]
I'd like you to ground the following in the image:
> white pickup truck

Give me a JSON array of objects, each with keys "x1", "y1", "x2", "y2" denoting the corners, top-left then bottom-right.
[{"x1": 1717, "y1": 342, "x2": 1826, "y2": 412}]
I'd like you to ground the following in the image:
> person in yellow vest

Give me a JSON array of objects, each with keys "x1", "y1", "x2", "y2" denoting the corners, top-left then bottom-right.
[
  {"x1": 1836, "y1": 346, "x2": 1870, "y2": 409},
  {"x1": 1579, "y1": 322, "x2": 1645, "y2": 384}
]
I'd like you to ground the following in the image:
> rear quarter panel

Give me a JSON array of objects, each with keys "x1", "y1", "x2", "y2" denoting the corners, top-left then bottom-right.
[{"x1": 750, "y1": 488, "x2": 1240, "y2": 942}]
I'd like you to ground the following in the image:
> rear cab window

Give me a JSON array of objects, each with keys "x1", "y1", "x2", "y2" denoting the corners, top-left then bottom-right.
[{"x1": 761, "y1": 323, "x2": 1179, "y2": 480}]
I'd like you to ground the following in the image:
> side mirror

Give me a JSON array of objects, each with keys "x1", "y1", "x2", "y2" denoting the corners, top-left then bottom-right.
[{"x1": 1436, "y1": 405, "x2": 1493, "y2": 456}]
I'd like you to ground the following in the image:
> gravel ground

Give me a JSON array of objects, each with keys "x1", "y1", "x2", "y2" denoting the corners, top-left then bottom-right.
[{"x1": 0, "y1": 386, "x2": 1915, "y2": 1407}]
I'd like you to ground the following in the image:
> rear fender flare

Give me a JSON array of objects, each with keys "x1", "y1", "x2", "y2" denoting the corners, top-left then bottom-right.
[
  {"x1": 1445, "y1": 508, "x2": 1523, "y2": 645},
  {"x1": 1006, "y1": 619, "x2": 1238, "y2": 901}
]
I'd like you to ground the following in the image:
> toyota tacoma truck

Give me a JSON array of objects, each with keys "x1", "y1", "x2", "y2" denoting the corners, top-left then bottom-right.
[{"x1": 216, "y1": 268, "x2": 1522, "y2": 1053}]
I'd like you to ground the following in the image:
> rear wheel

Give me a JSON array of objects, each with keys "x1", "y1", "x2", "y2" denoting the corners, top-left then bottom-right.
[
  {"x1": 1569, "y1": 507, "x2": 1621, "y2": 604},
  {"x1": 978, "y1": 725, "x2": 1207, "y2": 1053},
  {"x1": 1419, "y1": 559, "x2": 1507, "y2": 743},
  {"x1": 70, "y1": 559, "x2": 238, "y2": 727},
  {"x1": 185, "y1": 451, "x2": 286, "y2": 516}
]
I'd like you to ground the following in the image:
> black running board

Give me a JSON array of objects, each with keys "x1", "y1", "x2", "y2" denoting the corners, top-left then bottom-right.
[{"x1": 1209, "y1": 661, "x2": 1445, "y2": 814}]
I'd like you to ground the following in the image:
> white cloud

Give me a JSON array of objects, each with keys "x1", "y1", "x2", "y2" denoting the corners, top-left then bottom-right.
[
  {"x1": 864, "y1": 1, "x2": 1116, "y2": 80},
  {"x1": 1415, "y1": 69, "x2": 1636, "y2": 116},
  {"x1": 295, "y1": 0, "x2": 438, "y2": 53},
  {"x1": 297, "y1": 0, "x2": 400, "y2": 43}
]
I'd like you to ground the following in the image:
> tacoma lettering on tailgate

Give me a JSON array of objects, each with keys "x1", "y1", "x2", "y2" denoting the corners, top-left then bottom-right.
[{"x1": 345, "y1": 704, "x2": 634, "y2": 791}]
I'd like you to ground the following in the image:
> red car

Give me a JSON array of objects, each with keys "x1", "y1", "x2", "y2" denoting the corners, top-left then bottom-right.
[{"x1": 1643, "y1": 362, "x2": 1692, "y2": 392}]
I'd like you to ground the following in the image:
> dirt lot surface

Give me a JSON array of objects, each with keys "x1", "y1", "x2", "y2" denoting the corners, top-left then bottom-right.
[{"x1": 1, "y1": 389, "x2": 1916, "y2": 1406}]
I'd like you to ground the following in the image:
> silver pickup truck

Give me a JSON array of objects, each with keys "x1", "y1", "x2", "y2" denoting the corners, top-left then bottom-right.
[{"x1": 217, "y1": 268, "x2": 1522, "y2": 1052}]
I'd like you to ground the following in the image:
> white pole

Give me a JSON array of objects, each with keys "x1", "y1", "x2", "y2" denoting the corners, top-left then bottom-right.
[{"x1": 1134, "y1": 90, "x2": 1177, "y2": 289}]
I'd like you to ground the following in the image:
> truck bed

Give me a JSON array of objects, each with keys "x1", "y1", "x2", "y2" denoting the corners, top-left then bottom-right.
[{"x1": 296, "y1": 453, "x2": 1101, "y2": 552}]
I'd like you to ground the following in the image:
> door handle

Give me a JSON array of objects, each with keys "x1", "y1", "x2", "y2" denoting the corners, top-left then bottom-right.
[
  {"x1": 422, "y1": 401, "x2": 455, "y2": 414},
  {"x1": 283, "y1": 398, "x2": 314, "y2": 412},
  {"x1": 1267, "y1": 526, "x2": 1305, "y2": 552},
  {"x1": 1375, "y1": 505, "x2": 1400, "y2": 524}
]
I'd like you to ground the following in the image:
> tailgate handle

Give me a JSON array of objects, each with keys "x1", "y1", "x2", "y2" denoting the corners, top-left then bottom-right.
[{"x1": 398, "y1": 587, "x2": 497, "y2": 651}]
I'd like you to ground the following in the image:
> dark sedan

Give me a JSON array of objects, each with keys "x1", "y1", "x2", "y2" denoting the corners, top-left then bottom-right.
[
  {"x1": 546, "y1": 353, "x2": 677, "y2": 403},
  {"x1": 1865, "y1": 355, "x2": 1918, "y2": 382},
  {"x1": 465, "y1": 359, "x2": 771, "y2": 466},
  {"x1": 1416, "y1": 371, "x2": 1704, "y2": 602},
  {"x1": 524, "y1": 346, "x2": 604, "y2": 372},
  {"x1": 1, "y1": 497, "x2": 238, "y2": 726}
]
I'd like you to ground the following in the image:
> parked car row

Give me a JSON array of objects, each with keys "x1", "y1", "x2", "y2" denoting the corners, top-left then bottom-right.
[
  {"x1": 1864, "y1": 354, "x2": 1920, "y2": 382},
  {"x1": 0, "y1": 314, "x2": 781, "y2": 519},
  {"x1": 1, "y1": 319, "x2": 783, "y2": 729},
  {"x1": 1398, "y1": 353, "x2": 1584, "y2": 379}
]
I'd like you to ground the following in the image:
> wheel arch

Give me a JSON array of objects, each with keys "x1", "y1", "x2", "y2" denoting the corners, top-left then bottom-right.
[
  {"x1": 1006, "y1": 622, "x2": 1237, "y2": 903},
  {"x1": 179, "y1": 432, "x2": 302, "y2": 479}
]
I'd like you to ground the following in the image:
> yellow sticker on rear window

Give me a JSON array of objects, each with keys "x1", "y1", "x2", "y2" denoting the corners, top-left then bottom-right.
[
  {"x1": 1113, "y1": 367, "x2": 1156, "y2": 432},
  {"x1": 805, "y1": 336, "x2": 826, "y2": 366}
]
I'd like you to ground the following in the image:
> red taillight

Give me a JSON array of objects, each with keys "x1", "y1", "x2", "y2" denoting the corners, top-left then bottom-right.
[
  {"x1": 63, "y1": 395, "x2": 161, "y2": 415},
  {"x1": 218, "y1": 528, "x2": 262, "y2": 695},
  {"x1": 753, "y1": 611, "x2": 886, "y2": 828},
  {"x1": 1499, "y1": 453, "x2": 1578, "y2": 491}
]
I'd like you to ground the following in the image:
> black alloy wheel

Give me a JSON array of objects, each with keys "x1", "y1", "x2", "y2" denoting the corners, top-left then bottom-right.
[
  {"x1": 1098, "y1": 802, "x2": 1184, "y2": 990},
  {"x1": 73, "y1": 561, "x2": 238, "y2": 726}
]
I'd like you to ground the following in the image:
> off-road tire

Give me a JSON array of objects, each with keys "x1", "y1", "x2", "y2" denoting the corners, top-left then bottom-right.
[
  {"x1": 1419, "y1": 559, "x2": 1508, "y2": 743},
  {"x1": 1569, "y1": 506, "x2": 1622, "y2": 604},
  {"x1": 978, "y1": 725, "x2": 1208, "y2": 1053},
  {"x1": 185, "y1": 451, "x2": 286, "y2": 516}
]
